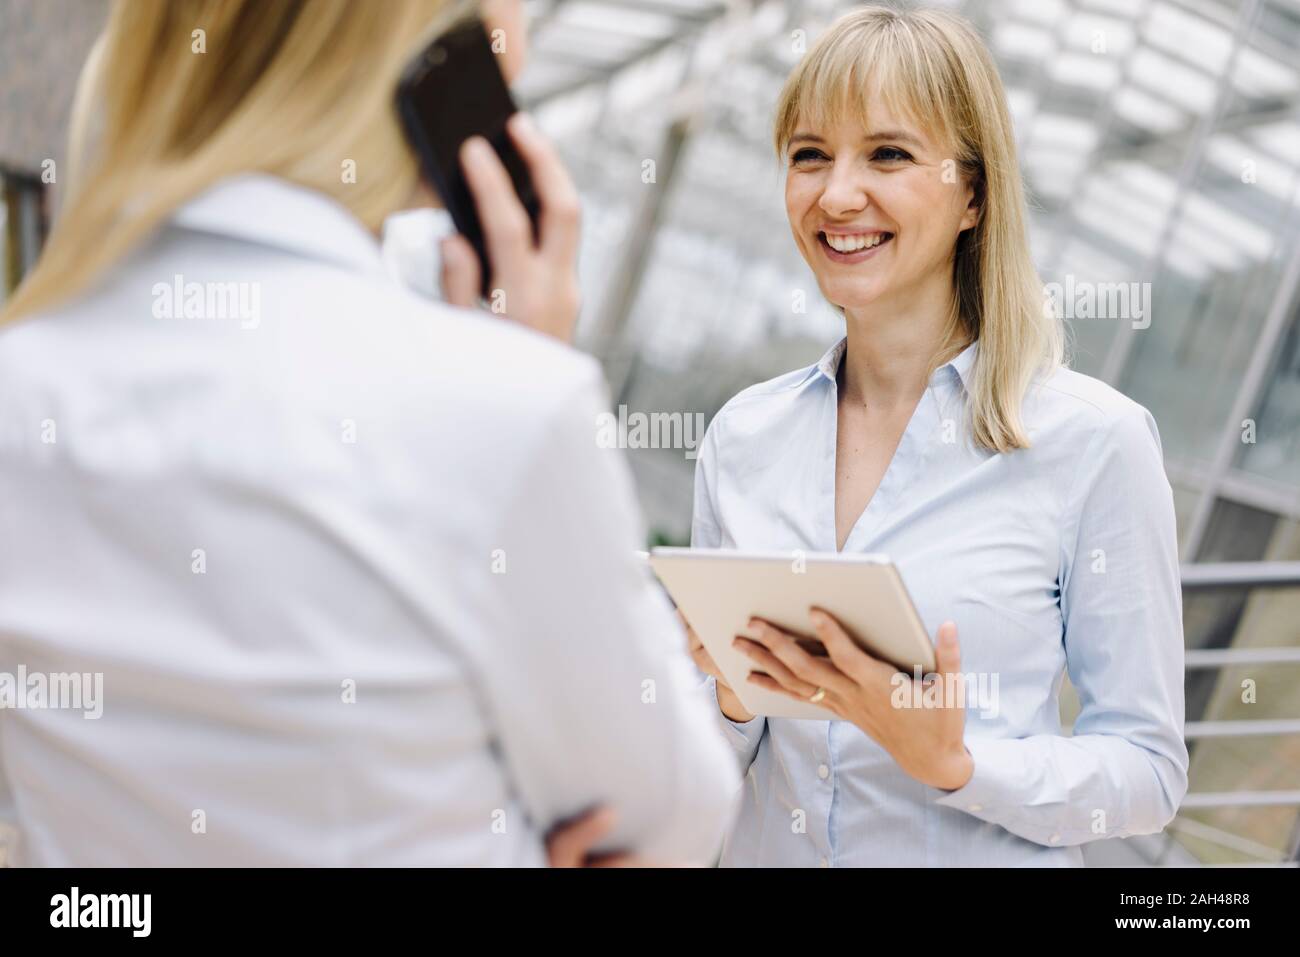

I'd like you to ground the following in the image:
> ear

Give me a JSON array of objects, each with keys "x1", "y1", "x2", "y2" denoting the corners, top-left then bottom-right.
[{"x1": 959, "y1": 178, "x2": 983, "y2": 233}]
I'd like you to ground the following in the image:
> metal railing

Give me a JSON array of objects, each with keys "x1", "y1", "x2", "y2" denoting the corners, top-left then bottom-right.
[
  {"x1": 1181, "y1": 561, "x2": 1300, "y2": 590},
  {"x1": 1174, "y1": 561, "x2": 1300, "y2": 863}
]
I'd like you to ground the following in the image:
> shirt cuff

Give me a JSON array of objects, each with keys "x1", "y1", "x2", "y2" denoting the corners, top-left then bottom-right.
[{"x1": 932, "y1": 735, "x2": 1023, "y2": 817}]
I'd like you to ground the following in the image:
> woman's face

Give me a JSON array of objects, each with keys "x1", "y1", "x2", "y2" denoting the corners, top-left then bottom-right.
[
  {"x1": 783, "y1": 91, "x2": 979, "y2": 314},
  {"x1": 483, "y1": 0, "x2": 528, "y2": 82}
]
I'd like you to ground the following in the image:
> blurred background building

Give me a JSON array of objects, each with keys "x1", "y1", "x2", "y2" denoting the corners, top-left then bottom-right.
[{"x1": 2, "y1": 0, "x2": 1298, "y2": 866}]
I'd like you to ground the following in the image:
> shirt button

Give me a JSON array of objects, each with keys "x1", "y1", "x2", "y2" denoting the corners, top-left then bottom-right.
[
  {"x1": 1049, "y1": 834, "x2": 1061, "y2": 845},
  {"x1": 819, "y1": 857, "x2": 830, "y2": 868},
  {"x1": 817, "y1": 764, "x2": 830, "y2": 780},
  {"x1": 968, "y1": 804, "x2": 982, "y2": 812}
]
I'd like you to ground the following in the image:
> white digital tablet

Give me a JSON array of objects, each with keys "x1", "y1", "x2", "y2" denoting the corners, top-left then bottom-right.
[{"x1": 649, "y1": 547, "x2": 935, "y2": 720}]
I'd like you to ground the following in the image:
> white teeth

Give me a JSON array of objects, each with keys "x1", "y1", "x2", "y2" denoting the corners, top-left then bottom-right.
[{"x1": 824, "y1": 232, "x2": 888, "y2": 253}]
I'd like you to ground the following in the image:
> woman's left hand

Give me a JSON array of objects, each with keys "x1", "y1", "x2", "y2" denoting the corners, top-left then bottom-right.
[{"x1": 735, "y1": 610, "x2": 975, "y2": 791}]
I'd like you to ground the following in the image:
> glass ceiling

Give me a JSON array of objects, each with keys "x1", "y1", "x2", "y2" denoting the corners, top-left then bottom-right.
[{"x1": 513, "y1": 0, "x2": 1300, "y2": 477}]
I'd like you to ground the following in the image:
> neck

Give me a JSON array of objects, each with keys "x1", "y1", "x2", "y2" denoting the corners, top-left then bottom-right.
[{"x1": 838, "y1": 273, "x2": 965, "y2": 409}]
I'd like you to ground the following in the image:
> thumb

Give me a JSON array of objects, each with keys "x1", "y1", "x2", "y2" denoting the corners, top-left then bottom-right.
[
  {"x1": 935, "y1": 620, "x2": 961, "y2": 675},
  {"x1": 440, "y1": 235, "x2": 481, "y2": 309},
  {"x1": 545, "y1": 806, "x2": 616, "y2": 868}
]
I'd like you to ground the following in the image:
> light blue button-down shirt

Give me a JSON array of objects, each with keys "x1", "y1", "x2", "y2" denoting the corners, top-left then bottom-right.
[{"x1": 692, "y1": 338, "x2": 1189, "y2": 867}]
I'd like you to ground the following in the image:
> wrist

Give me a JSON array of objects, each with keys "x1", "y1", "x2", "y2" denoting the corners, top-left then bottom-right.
[
  {"x1": 715, "y1": 682, "x2": 754, "y2": 724},
  {"x1": 933, "y1": 746, "x2": 974, "y2": 792}
]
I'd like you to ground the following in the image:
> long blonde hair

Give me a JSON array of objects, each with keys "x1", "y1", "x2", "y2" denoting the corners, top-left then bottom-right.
[
  {"x1": 2, "y1": 0, "x2": 475, "y2": 325},
  {"x1": 775, "y1": 6, "x2": 1062, "y2": 452}
]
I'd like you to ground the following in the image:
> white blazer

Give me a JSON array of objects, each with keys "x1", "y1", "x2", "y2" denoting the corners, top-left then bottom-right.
[{"x1": 0, "y1": 175, "x2": 737, "y2": 866}]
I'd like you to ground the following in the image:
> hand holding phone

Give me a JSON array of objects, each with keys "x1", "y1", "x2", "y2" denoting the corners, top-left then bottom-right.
[
  {"x1": 441, "y1": 115, "x2": 582, "y2": 343},
  {"x1": 396, "y1": 19, "x2": 581, "y2": 343}
]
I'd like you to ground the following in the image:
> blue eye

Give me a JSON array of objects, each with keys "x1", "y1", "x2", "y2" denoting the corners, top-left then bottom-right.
[
  {"x1": 875, "y1": 147, "x2": 912, "y2": 162},
  {"x1": 791, "y1": 148, "x2": 827, "y2": 166}
]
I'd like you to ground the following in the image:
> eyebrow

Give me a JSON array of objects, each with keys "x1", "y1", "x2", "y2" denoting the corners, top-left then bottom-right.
[{"x1": 788, "y1": 130, "x2": 926, "y2": 149}]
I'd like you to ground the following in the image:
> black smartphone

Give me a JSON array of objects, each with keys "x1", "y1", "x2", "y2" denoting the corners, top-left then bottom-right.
[{"x1": 395, "y1": 18, "x2": 540, "y2": 298}]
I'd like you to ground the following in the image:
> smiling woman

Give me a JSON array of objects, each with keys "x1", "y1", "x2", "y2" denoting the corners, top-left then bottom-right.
[
  {"x1": 682, "y1": 5, "x2": 1189, "y2": 868},
  {"x1": 775, "y1": 5, "x2": 1060, "y2": 455}
]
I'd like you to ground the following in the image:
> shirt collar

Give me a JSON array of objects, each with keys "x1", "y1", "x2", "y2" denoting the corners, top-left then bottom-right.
[
  {"x1": 810, "y1": 337, "x2": 848, "y2": 384},
  {"x1": 169, "y1": 174, "x2": 388, "y2": 277},
  {"x1": 804, "y1": 336, "x2": 979, "y2": 393},
  {"x1": 946, "y1": 339, "x2": 979, "y2": 392}
]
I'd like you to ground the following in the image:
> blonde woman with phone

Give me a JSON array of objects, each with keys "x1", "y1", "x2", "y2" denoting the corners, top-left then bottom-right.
[{"x1": 0, "y1": 0, "x2": 735, "y2": 866}]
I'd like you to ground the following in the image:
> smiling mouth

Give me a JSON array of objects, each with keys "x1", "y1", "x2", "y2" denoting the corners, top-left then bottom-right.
[{"x1": 818, "y1": 231, "x2": 894, "y2": 258}]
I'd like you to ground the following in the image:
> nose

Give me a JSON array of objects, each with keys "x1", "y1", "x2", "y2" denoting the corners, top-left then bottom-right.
[{"x1": 818, "y1": 160, "x2": 870, "y2": 218}]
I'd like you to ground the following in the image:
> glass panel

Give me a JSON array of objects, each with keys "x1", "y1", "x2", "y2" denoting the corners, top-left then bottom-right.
[
  {"x1": 1237, "y1": 300, "x2": 1300, "y2": 488},
  {"x1": 1183, "y1": 500, "x2": 1276, "y2": 722},
  {"x1": 1120, "y1": 150, "x2": 1300, "y2": 480},
  {"x1": 1171, "y1": 478, "x2": 1202, "y2": 553},
  {"x1": 1112, "y1": 0, "x2": 1300, "y2": 493}
]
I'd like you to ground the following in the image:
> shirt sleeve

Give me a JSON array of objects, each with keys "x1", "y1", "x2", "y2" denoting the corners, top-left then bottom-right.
[
  {"x1": 934, "y1": 402, "x2": 1189, "y2": 846},
  {"x1": 477, "y1": 359, "x2": 740, "y2": 863},
  {"x1": 691, "y1": 417, "x2": 767, "y2": 773}
]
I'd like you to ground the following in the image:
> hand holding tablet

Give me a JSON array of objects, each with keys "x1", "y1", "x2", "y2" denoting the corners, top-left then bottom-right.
[{"x1": 649, "y1": 548, "x2": 936, "y2": 721}]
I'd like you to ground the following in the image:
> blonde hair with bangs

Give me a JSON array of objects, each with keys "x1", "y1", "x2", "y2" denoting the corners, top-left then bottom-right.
[
  {"x1": 775, "y1": 6, "x2": 1063, "y2": 453},
  {"x1": 2, "y1": 0, "x2": 477, "y2": 326}
]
